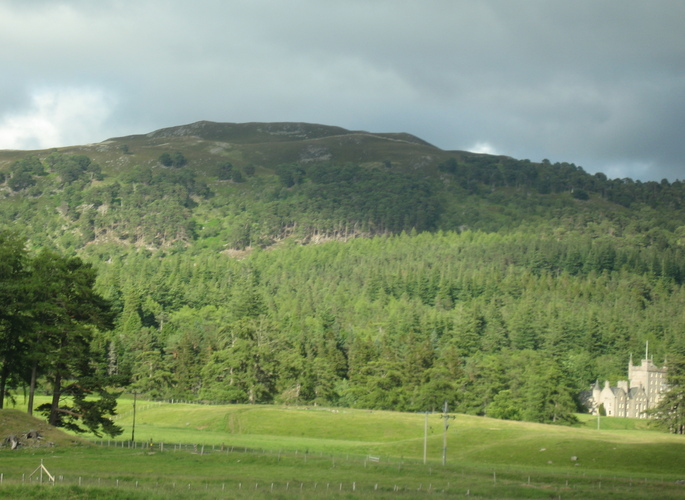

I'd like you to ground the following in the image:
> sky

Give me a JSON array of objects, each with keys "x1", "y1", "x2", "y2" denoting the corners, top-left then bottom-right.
[{"x1": 0, "y1": 1, "x2": 683, "y2": 181}]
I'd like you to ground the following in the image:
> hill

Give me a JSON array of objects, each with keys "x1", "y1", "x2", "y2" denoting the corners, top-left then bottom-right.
[
  {"x1": 1, "y1": 120, "x2": 683, "y2": 252},
  {"x1": 106, "y1": 400, "x2": 682, "y2": 473},
  {"x1": 1, "y1": 121, "x2": 685, "y2": 428},
  {"x1": 0, "y1": 409, "x2": 88, "y2": 449}
]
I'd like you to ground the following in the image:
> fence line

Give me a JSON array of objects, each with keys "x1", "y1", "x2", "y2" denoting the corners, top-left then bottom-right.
[
  {"x1": 2, "y1": 445, "x2": 677, "y2": 499},
  {"x1": 0, "y1": 469, "x2": 675, "y2": 498},
  {"x1": 0, "y1": 473, "x2": 464, "y2": 495}
]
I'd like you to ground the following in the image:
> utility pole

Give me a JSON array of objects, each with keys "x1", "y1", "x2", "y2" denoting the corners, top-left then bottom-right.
[
  {"x1": 423, "y1": 412, "x2": 428, "y2": 465},
  {"x1": 442, "y1": 401, "x2": 455, "y2": 466},
  {"x1": 131, "y1": 391, "x2": 137, "y2": 443}
]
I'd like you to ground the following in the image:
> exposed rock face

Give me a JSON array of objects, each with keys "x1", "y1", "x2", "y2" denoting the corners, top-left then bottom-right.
[
  {"x1": 1, "y1": 430, "x2": 45, "y2": 450},
  {"x1": 2, "y1": 435, "x2": 19, "y2": 450}
]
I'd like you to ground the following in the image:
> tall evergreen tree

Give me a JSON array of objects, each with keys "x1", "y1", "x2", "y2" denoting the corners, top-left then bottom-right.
[
  {"x1": 649, "y1": 353, "x2": 685, "y2": 433},
  {"x1": 0, "y1": 231, "x2": 31, "y2": 408},
  {"x1": 31, "y1": 250, "x2": 121, "y2": 437}
]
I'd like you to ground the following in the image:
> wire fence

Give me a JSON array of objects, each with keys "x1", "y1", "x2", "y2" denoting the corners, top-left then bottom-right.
[
  {"x1": 2, "y1": 443, "x2": 683, "y2": 500},
  {"x1": 2, "y1": 466, "x2": 680, "y2": 499},
  {"x1": 0, "y1": 473, "x2": 462, "y2": 497},
  {"x1": 84, "y1": 437, "x2": 422, "y2": 469}
]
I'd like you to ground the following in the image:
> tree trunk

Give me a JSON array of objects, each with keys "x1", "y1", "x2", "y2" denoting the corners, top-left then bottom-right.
[
  {"x1": 49, "y1": 372, "x2": 62, "y2": 426},
  {"x1": 0, "y1": 365, "x2": 7, "y2": 410},
  {"x1": 27, "y1": 361, "x2": 37, "y2": 416}
]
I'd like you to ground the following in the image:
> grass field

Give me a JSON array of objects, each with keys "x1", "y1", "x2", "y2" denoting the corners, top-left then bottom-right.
[{"x1": 2, "y1": 396, "x2": 685, "y2": 498}]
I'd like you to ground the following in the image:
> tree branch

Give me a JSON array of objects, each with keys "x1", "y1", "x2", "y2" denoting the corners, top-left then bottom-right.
[{"x1": 56, "y1": 408, "x2": 84, "y2": 418}]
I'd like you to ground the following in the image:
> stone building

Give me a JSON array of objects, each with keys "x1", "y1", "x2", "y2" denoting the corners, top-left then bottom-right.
[{"x1": 582, "y1": 354, "x2": 668, "y2": 418}]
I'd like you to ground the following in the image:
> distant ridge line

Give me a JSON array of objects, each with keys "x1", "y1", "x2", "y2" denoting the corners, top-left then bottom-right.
[{"x1": 110, "y1": 120, "x2": 438, "y2": 148}]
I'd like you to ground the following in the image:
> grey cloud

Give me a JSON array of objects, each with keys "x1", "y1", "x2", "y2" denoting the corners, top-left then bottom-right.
[{"x1": 0, "y1": 1, "x2": 683, "y2": 180}]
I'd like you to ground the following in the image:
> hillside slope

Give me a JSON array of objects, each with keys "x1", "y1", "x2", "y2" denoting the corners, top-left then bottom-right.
[
  {"x1": 0, "y1": 409, "x2": 89, "y2": 449},
  {"x1": 1, "y1": 120, "x2": 683, "y2": 254}
]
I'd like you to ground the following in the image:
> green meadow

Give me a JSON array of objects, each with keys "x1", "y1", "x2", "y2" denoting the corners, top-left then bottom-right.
[{"x1": 2, "y1": 396, "x2": 685, "y2": 498}]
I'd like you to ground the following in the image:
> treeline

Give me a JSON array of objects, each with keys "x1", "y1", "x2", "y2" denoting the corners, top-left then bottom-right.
[
  {"x1": 440, "y1": 155, "x2": 685, "y2": 210},
  {"x1": 3, "y1": 152, "x2": 685, "y2": 254},
  {"x1": 89, "y1": 230, "x2": 685, "y2": 424}
]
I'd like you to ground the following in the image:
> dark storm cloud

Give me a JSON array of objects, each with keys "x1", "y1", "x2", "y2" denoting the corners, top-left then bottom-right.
[{"x1": 0, "y1": 1, "x2": 683, "y2": 180}]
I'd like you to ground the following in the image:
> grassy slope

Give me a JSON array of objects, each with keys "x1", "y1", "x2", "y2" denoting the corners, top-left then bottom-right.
[
  {"x1": 109, "y1": 401, "x2": 685, "y2": 475},
  {"x1": 0, "y1": 409, "x2": 89, "y2": 448},
  {"x1": 3, "y1": 402, "x2": 685, "y2": 499},
  {"x1": 8, "y1": 397, "x2": 685, "y2": 476}
]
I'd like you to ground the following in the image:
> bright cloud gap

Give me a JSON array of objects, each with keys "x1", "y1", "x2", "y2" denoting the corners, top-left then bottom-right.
[
  {"x1": 0, "y1": 88, "x2": 114, "y2": 150},
  {"x1": 468, "y1": 142, "x2": 498, "y2": 156}
]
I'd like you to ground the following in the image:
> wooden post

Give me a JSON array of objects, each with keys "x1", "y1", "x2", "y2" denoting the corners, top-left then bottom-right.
[
  {"x1": 442, "y1": 401, "x2": 448, "y2": 466},
  {"x1": 27, "y1": 362, "x2": 37, "y2": 416},
  {"x1": 424, "y1": 412, "x2": 428, "y2": 465}
]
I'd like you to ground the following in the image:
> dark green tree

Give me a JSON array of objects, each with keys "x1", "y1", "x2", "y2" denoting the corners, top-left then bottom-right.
[
  {"x1": 31, "y1": 250, "x2": 121, "y2": 437},
  {"x1": 649, "y1": 354, "x2": 685, "y2": 433},
  {"x1": 217, "y1": 162, "x2": 234, "y2": 180},
  {"x1": 231, "y1": 169, "x2": 244, "y2": 183},
  {"x1": 158, "y1": 153, "x2": 173, "y2": 166},
  {"x1": 200, "y1": 318, "x2": 280, "y2": 403},
  {"x1": 0, "y1": 231, "x2": 31, "y2": 408},
  {"x1": 8, "y1": 171, "x2": 36, "y2": 191},
  {"x1": 521, "y1": 356, "x2": 578, "y2": 424},
  {"x1": 171, "y1": 152, "x2": 187, "y2": 168}
]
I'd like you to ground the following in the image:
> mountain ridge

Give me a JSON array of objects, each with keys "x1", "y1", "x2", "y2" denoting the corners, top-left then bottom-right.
[
  {"x1": 0, "y1": 118, "x2": 683, "y2": 256},
  {"x1": 110, "y1": 120, "x2": 439, "y2": 149}
]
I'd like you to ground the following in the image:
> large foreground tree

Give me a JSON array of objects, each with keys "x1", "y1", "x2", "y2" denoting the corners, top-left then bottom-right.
[
  {"x1": 0, "y1": 231, "x2": 31, "y2": 408},
  {"x1": 29, "y1": 250, "x2": 122, "y2": 437}
]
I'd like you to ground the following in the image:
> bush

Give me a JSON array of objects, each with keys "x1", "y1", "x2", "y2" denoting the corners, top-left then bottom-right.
[{"x1": 158, "y1": 153, "x2": 172, "y2": 166}]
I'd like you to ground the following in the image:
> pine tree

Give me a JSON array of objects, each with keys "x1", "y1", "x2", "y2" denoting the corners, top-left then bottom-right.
[
  {"x1": 30, "y1": 250, "x2": 121, "y2": 436},
  {"x1": 649, "y1": 353, "x2": 685, "y2": 433},
  {"x1": 0, "y1": 231, "x2": 31, "y2": 409}
]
